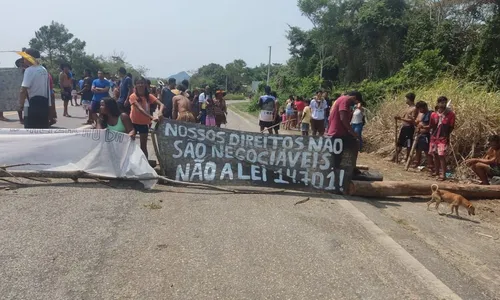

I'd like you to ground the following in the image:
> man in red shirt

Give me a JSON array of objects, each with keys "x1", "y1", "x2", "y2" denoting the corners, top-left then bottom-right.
[
  {"x1": 327, "y1": 91, "x2": 362, "y2": 170},
  {"x1": 429, "y1": 96, "x2": 455, "y2": 181}
]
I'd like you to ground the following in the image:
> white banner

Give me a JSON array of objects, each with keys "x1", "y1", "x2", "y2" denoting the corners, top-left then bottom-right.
[
  {"x1": 0, "y1": 68, "x2": 23, "y2": 111},
  {"x1": 0, "y1": 128, "x2": 158, "y2": 189}
]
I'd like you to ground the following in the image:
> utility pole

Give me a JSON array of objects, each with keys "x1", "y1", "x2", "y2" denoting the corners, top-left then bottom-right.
[{"x1": 266, "y1": 46, "x2": 272, "y2": 85}]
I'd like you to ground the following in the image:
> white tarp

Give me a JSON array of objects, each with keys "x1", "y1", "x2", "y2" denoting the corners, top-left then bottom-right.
[
  {"x1": 0, "y1": 68, "x2": 23, "y2": 111},
  {"x1": 0, "y1": 128, "x2": 158, "y2": 189}
]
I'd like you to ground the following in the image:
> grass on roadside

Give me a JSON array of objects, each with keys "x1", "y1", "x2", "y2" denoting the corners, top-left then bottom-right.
[
  {"x1": 229, "y1": 102, "x2": 259, "y2": 117},
  {"x1": 224, "y1": 94, "x2": 247, "y2": 100}
]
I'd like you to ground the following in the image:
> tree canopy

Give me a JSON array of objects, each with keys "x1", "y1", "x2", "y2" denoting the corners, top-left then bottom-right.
[{"x1": 28, "y1": 21, "x2": 146, "y2": 84}]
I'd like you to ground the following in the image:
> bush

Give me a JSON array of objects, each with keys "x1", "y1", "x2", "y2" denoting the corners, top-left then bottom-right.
[
  {"x1": 364, "y1": 77, "x2": 500, "y2": 178},
  {"x1": 224, "y1": 93, "x2": 246, "y2": 100}
]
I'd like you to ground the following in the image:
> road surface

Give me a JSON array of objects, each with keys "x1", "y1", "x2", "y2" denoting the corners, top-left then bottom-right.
[
  {"x1": 0, "y1": 101, "x2": 499, "y2": 300},
  {"x1": 1, "y1": 100, "x2": 90, "y2": 129}
]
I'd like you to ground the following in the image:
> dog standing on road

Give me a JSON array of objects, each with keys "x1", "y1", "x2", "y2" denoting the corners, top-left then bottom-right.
[{"x1": 427, "y1": 184, "x2": 476, "y2": 217}]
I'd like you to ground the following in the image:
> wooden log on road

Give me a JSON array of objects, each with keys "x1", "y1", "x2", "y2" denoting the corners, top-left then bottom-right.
[{"x1": 348, "y1": 180, "x2": 500, "y2": 200}]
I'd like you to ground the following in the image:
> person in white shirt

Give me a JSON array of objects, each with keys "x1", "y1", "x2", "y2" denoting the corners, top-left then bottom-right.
[
  {"x1": 18, "y1": 48, "x2": 52, "y2": 129},
  {"x1": 198, "y1": 85, "x2": 209, "y2": 124},
  {"x1": 309, "y1": 91, "x2": 328, "y2": 136},
  {"x1": 350, "y1": 102, "x2": 365, "y2": 151}
]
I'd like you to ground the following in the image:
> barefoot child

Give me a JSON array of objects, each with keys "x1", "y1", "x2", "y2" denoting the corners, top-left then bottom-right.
[
  {"x1": 466, "y1": 135, "x2": 500, "y2": 185},
  {"x1": 429, "y1": 97, "x2": 456, "y2": 181}
]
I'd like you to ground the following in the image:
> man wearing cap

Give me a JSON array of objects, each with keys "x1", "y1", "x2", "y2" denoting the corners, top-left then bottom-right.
[{"x1": 18, "y1": 48, "x2": 52, "y2": 129}]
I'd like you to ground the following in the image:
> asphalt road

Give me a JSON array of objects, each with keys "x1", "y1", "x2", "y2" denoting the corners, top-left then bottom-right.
[
  {"x1": 0, "y1": 101, "x2": 499, "y2": 300},
  {"x1": 1, "y1": 100, "x2": 90, "y2": 129}
]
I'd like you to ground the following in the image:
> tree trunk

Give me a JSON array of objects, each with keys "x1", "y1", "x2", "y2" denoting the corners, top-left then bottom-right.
[{"x1": 348, "y1": 181, "x2": 500, "y2": 200}]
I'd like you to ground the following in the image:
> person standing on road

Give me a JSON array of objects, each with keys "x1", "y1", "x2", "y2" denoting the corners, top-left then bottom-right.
[
  {"x1": 205, "y1": 89, "x2": 227, "y2": 127},
  {"x1": 78, "y1": 69, "x2": 94, "y2": 125},
  {"x1": 117, "y1": 67, "x2": 133, "y2": 114},
  {"x1": 18, "y1": 48, "x2": 52, "y2": 129},
  {"x1": 97, "y1": 97, "x2": 135, "y2": 137},
  {"x1": 310, "y1": 91, "x2": 328, "y2": 136},
  {"x1": 271, "y1": 91, "x2": 281, "y2": 134},
  {"x1": 198, "y1": 86, "x2": 209, "y2": 124},
  {"x1": 59, "y1": 63, "x2": 73, "y2": 117},
  {"x1": 160, "y1": 78, "x2": 179, "y2": 119},
  {"x1": 91, "y1": 71, "x2": 111, "y2": 125},
  {"x1": 327, "y1": 91, "x2": 363, "y2": 175},
  {"x1": 172, "y1": 84, "x2": 196, "y2": 122},
  {"x1": 323, "y1": 91, "x2": 332, "y2": 129},
  {"x1": 350, "y1": 101, "x2": 365, "y2": 151},
  {"x1": 300, "y1": 99, "x2": 311, "y2": 136},
  {"x1": 191, "y1": 89, "x2": 200, "y2": 120},
  {"x1": 294, "y1": 96, "x2": 306, "y2": 130},
  {"x1": 129, "y1": 76, "x2": 165, "y2": 159},
  {"x1": 258, "y1": 86, "x2": 277, "y2": 134}
]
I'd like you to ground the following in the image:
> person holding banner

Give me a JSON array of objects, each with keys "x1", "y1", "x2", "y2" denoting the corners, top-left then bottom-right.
[
  {"x1": 327, "y1": 91, "x2": 363, "y2": 170},
  {"x1": 129, "y1": 76, "x2": 165, "y2": 159},
  {"x1": 17, "y1": 48, "x2": 53, "y2": 129},
  {"x1": 97, "y1": 97, "x2": 135, "y2": 138}
]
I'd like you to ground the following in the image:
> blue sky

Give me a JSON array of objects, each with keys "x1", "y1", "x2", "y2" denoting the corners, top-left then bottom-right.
[{"x1": 0, "y1": 0, "x2": 312, "y2": 77}]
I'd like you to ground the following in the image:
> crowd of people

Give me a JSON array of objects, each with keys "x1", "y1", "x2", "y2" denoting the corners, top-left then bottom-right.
[
  {"x1": 7, "y1": 48, "x2": 499, "y2": 185},
  {"x1": 11, "y1": 48, "x2": 229, "y2": 160},
  {"x1": 258, "y1": 87, "x2": 366, "y2": 148},
  {"x1": 258, "y1": 87, "x2": 499, "y2": 185},
  {"x1": 392, "y1": 92, "x2": 500, "y2": 184}
]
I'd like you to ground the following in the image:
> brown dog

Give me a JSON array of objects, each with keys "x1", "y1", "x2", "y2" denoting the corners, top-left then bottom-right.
[{"x1": 427, "y1": 184, "x2": 476, "y2": 217}]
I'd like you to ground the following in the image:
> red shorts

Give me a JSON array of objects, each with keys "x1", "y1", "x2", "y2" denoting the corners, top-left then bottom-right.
[{"x1": 429, "y1": 140, "x2": 448, "y2": 156}]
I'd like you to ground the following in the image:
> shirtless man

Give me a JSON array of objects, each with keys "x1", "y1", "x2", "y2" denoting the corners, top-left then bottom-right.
[
  {"x1": 393, "y1": 92, "x2": 418, "y2": 162},
  {"x1": 59, "y1": 63, "x2": 73, "y2": 117},
  {"x1": 172, "y1": 84, "x2": 195, "y2": 123}
]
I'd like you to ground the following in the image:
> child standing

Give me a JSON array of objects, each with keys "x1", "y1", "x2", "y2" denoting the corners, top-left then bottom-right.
[
  {"x1": 300, "y1": 100, "x2": 311, "y2": 136},
  {"x1": 429, "y1": 96, "x2": 455, "y2": 181}
]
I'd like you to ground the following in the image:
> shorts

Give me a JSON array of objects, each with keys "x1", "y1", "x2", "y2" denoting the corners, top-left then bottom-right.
[
  {"x1": 398, "y1": 126, "x2": 415, "y2": 148},
  {"x1": 71, "y1": 90, "x2": 77, "y2": 97},
  {"x1": 24, "y1": 96, "x2": 49, "y2": 129},
  {"x1": 82, "y1": 100, "x2": 91, "y2": 111},
  {"x1": 90, "y1": 101, "x2": 100, "y2": 113},
  {"x1": 429, "y1": 140, "x2": 448, "y2": 156},
  {"x1": 310, "y1": 118, "x2": 325, "y2": 134},
  {"x1": 61, "y1": 87, "x2": 72, "y2": 101},
  {"x1": 133, "y1": 124, "x2": 149, "y2": 134},
  {"x1": 416, "y1": 133, "x2": 430, "y2": 152},
  {"x1": 301, "y1": 123, "x2": 310, "y2": 132},
  {"x1": 259, "y1": 120, "x2": 274, "y2": 128}
]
